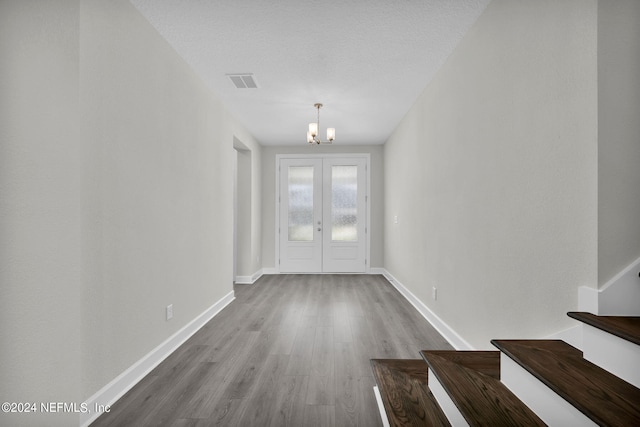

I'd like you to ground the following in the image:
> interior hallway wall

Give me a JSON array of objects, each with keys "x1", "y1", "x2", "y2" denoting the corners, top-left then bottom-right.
[
  {"x1": 80, "y1": 0, "x2": 244, "y2": 400},
  {"x1": 597, "y1": 0, "x2": 640, "y2": 286},
  {"x1": 384, "y1": 0, "x2": 598, "y2": 349},
  {"x1": 2, "y1": 1, "x2": 258, "y2": 425},
  {"x1": 1, "y1": 1, "x2": 82, "y2": 425}
]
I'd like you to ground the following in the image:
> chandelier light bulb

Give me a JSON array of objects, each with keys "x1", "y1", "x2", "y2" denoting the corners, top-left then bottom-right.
[
  {"x1": 327, "y1": 128, "x2": 335, "y2": 142},
  {"x1": 308, "y1": 122, "x2": 318, "y2": 138}
]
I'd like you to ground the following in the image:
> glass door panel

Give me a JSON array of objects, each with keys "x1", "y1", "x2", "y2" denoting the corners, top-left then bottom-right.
[
  {"x1": 331, "y1": 165, "x2": 358, "y2": 242},
  {"x1": 287, "y1": 166, "x2": 315, "y2": 241}
]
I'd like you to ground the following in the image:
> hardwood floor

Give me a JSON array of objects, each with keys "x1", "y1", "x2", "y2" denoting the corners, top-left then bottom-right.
[{"x1": 91, "y1": 274, "x2": 453, "y2": 426}]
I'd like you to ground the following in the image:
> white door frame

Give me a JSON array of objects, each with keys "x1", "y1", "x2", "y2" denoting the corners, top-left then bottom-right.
[{"x1": 275, "y1": 153, "x2": 371, "y2": 273}]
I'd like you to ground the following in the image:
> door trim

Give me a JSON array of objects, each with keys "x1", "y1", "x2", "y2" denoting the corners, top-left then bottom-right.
[{"x1": 275, "y1": 153, "x2": 371, "y2": 274}]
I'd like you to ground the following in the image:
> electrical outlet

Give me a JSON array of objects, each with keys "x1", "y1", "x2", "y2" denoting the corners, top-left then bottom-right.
[
  {"x1": 432, "y1": 287, "x2": 437, "y2": 301},
  {"x1": 394, "y1": 215, "x2": 399, "y2": 224},
  {"x1": 166, "y1": 304, "x2": 173, "y2": 320}
]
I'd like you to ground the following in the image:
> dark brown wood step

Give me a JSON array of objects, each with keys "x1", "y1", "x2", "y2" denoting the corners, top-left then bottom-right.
[
  {"x1": 567, "y1": 312, "x2": 640, "y2": 345},
  {"x1": 491, "y1": 339, "x2": 640, "y2": 426},
  {"x1": 371, "y1": 359, "x2": 450, "y2": 427},
  {"x1": 419, "y1": 351, "x2": 545, "y2": 427}
]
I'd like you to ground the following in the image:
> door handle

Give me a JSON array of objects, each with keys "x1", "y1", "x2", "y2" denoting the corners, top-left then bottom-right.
[{"x1": 317, "y1": 227, "x2": 322, "y2": 231}]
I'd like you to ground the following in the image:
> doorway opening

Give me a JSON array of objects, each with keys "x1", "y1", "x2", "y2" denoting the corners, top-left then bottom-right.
[{"x1": 234, "y1": 140, "x2": 252, "y2": 283}]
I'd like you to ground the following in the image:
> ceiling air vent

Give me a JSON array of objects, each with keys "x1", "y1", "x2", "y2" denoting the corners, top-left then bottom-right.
[{"x1": 227, "y1": 73, "x2": 258, "y2": 89}]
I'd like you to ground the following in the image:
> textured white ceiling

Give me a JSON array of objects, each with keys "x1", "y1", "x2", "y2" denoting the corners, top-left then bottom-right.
[{"x1": 129, "y1": 0, "x2": 492, "y2": 146}]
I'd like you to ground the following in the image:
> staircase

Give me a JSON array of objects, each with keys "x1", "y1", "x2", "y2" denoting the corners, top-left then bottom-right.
[{"x1": 371, "y1": 312, "x2": 640, "y2": 426}]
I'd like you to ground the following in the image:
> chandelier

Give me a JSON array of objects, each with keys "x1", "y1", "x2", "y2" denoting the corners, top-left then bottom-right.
[{"x1": 307, "y1": 103, "x2": 335, "y2": 144}]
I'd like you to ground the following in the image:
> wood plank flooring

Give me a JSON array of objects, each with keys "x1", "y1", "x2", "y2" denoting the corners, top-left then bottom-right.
[{"x1": 91, "y1": 274, "x2": 453, "y2": 427}]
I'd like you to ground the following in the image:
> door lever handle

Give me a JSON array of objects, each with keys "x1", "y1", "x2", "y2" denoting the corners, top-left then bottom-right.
[{"x1": 317, "y1": 227, "x2": 322, "y2": 231}]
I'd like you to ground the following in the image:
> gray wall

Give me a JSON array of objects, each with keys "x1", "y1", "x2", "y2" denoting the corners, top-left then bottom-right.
[
  {"x1": 597, "y1": 0, "x2": 640, "y2": 286},
  {"x1": 80, "y1": 0, "x2": 251, "y2": 399},
  {"x1": 261, "y1": 145, "x2": 384, "y2": 270},
  {"x1": 384, "y1": 0, "x2": 599, "y2": 349},
  {"x1": 1, "y1": 1, "x2": 81, "y2": 425},
  {"x1": 1, "y1": 1, "x2": 257, "y2": 425}
]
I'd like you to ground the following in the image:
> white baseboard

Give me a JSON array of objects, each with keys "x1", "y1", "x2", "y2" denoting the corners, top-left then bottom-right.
[
  {"x1": 380, "y1": 269, "x2": 474, "y2": 350},
  {"x1": 256, "y1": 268, "x2": 386, "y2": 276},
  {"x1": 80, "y1": 290, "x2": 235, "y2": 427},
  {"x1": 235, "y1": 269, "x2": 264, "y2": 284}
]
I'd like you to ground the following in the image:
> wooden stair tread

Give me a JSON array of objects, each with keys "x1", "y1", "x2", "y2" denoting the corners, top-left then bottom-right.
[
  {"x1": 492, "y1": 339, "x2": 640, "y2": 426},
  {"x1": 567, "y1": 311, "x2": 640, "y2": 345},
  {"x1": 422, "y1": 350, "x2": 501, "y2": 380},
  {"x1": 371, "y1": 359, "x2": 450, "y2": 427},
  {"x1": 420, "y1": 351, "x2": 545, "y2": 427}
]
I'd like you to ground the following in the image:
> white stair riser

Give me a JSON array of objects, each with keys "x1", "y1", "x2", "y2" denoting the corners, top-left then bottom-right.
[
  {"x1": 582, "y1": 324, "x2": 640, "y2": 388},
  {"x1": 372, "y1": 386, "x2": 390, "y2": 427},
  {"x1": 427, "y1": 368, "x2": 470, "y2": 427},
  {"x1": 499, "y1": 354, "x2": 597, "y2": 427}
]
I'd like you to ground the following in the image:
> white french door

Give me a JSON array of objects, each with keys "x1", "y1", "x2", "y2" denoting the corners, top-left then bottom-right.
[
  {"x1": 278, "y1": 156, "x2": 368, "y2": 273},
  {"x1": 279, "y1": 158, "x2": 323, "y2": 272}
]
